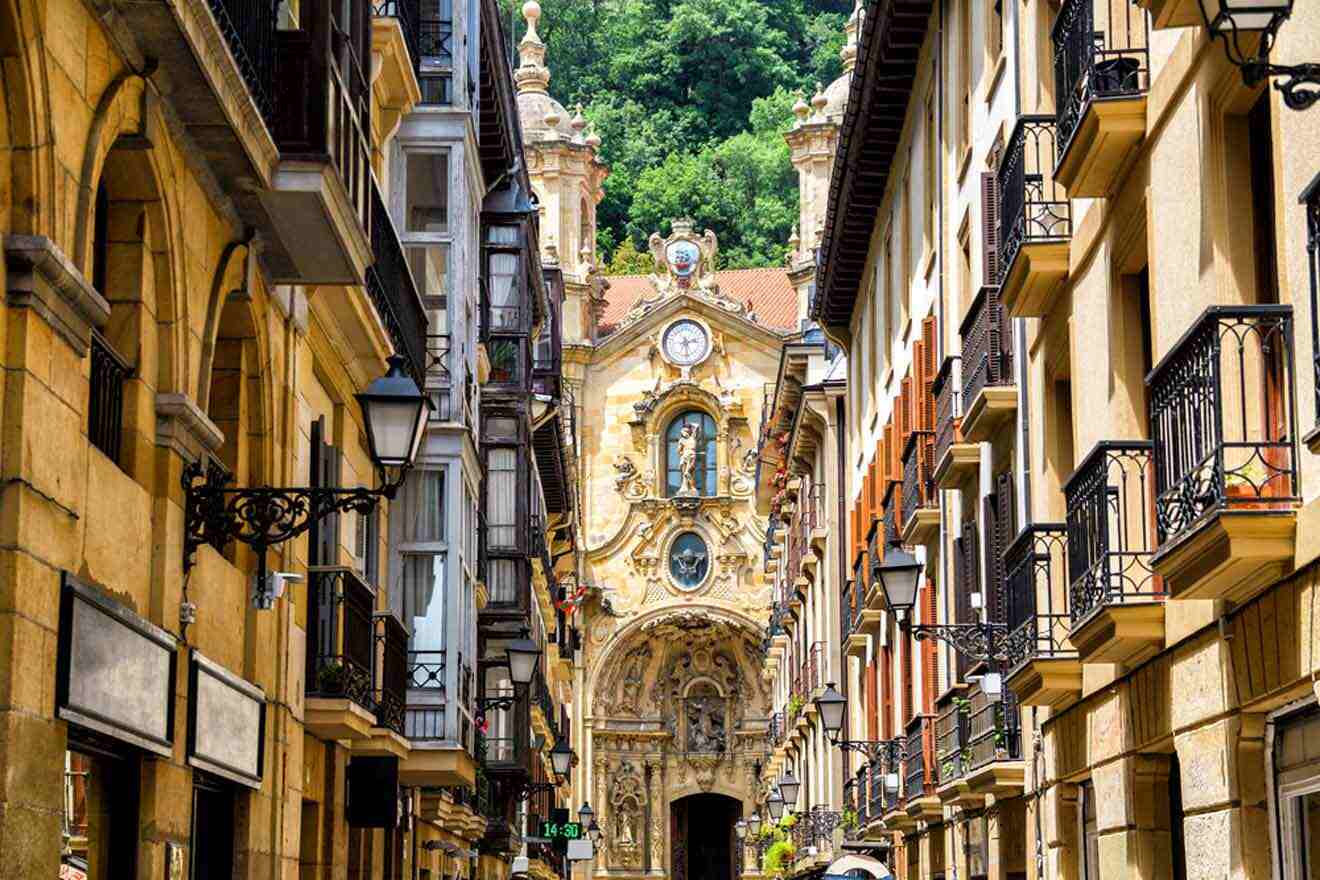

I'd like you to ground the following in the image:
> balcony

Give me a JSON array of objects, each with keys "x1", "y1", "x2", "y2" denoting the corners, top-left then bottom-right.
[
  {"x1": 261, "y1": 4, "x2": 376, "y2": 284},
  {"x1": 882, "y1": 481, "x2": 901, "y2": 550},
  {"x1": 841, "y1": 568, "x2": 868, "y2": 658},
  {"x1": 903, "y1": 717, "x2": 940, "y2": 821},
  {"x1": 791, "y1": 641, "x2": 827, "y2": 727},
  {"x1": 844, "y1": 771, "x2": 868, "y2": 840},
  {"x1": 1148, "y1": 307, "x2": 1298, "y2": 605},
  {"x1": 1065, "y1": 442, "x2": 1166, "y2": 667},
  {"x1": 352, "y1": 612, "x2": 412, "y2": 759},
  {"x1": 959, "y1": 287, "x2": 1016, "y2": 442},
  {"x1": 997, "y1": 116, "x2": 1072, "y2": 318},
  {"x1": 400, "y1": 650, "x2": 478, "y2": 786},
  {"x1": 1052, "y1": 0, "x2": 1150, "y2": 197},
  {"x1": 427, "y1": 334, "x2": 475, "y2": 429},
  {"x1": 1003, "y1": 525, "x2": 1082, "y2": 708},
  {"x1": 901, "y1": 431, "x2": 939, "y2": 545},
  {"x1": 963, "y1": 685, "x2": 1024, "y2": 795},
  {"x1": 305, "y1": 566, "x2": 378, "y2": 740},
  {"x1": 934, "y1": 356, "x2": 980, "y2": 488},
  {"x1": 366, "y1": 180, "x2": 430, "y2": 384},
  {"x1": 934, "y1": 699, "x2": 974, "y2": 804}
]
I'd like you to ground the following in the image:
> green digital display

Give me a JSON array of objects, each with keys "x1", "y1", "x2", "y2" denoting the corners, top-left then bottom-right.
[{"x1": 540, "y1": 821, "x2": 584, "y2": 841}]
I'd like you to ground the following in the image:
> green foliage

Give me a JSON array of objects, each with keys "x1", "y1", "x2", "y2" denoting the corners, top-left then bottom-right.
[
  {"x1": 764, "y1": 839, "x2": 797, "y2": 876},
  {"x1": 603, "y1": 238, "x2": 656, "y2": 275},
  {"x1": 505, "y1": 0, "x2": 852, "y2": 268}
]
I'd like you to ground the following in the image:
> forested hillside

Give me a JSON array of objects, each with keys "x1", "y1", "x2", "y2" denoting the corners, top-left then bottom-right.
[{"x1": 504, "y1": 0, "x2": 852, "y2": 270}]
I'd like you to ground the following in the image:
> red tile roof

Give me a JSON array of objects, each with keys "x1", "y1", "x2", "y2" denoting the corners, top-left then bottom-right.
[{"x1": 598, "y1": 268, "x2": 800, "y2": 336}]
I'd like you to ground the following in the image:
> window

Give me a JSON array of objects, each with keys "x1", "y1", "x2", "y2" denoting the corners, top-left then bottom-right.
[
  {"x1": 665, "y1": 411, "x2": 717, "y2": 497},
  {"x1": 88, "y1": 182, "x2": 129, "y2": 467},
  {"x1": 988, "y1": 0, "x2": 1003, "y2": 63},
  {"x1": 486, "y1": 448, "x2": 519, "y2": 549},
  {"x1": 925, "y1": 96, "x2": 937, "y2": 253},
  {"x1": 669, "y1": 531, "x2": 711, "y2": 590},
  {"x1": 394, "y1": 468, "x2": 447, "y2": 654},
  {"x1": 966, "y1": 812, "x2": 989, "y2": 880},
  {"x1": 959, "y1": 0, "x2": 972, "y2": 156},
  {"x1": 406, "y1": 152, "x2": 449, "y2": 232},
  {"x1": 1274, "y1": 704, "x2": 1320, "y2": 879},
  {"x1": 418, "y1": 0, "x2": 454, "y2": 104},
  {"x1": 1079, "y1": 781, "x2": 1099, "y2": 879}
]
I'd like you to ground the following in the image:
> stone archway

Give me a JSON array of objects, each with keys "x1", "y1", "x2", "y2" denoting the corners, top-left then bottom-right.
[{"x1": 670, "y1": 792, "x2": 741, "y2": 880}]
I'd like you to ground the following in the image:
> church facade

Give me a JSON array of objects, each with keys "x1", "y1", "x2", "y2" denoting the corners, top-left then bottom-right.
[{"x1": 511, "y1": 2, "x2": 825, "y2": 875}]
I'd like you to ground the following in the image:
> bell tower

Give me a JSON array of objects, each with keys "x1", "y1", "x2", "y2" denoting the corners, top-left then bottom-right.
[{"x1": 515, "y1": 0, "x2": 610, "y2": 346}]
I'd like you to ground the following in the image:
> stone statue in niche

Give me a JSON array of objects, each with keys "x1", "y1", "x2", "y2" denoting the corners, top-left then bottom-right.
[
  {"x1": 677, "y1": 422, "x2": 701, "y2": 495},
  {"x1": 685, "y1": 682, "x2": 727, "y2": 753},
  {"x1": 616, "y1": 810, "x2": 637, "y2": 845}
]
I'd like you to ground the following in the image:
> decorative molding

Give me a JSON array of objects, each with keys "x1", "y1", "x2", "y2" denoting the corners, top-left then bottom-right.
[
  {"x1": 4, "y1": 235, "x2": 111, "y2": 355},
  {"x1": 156, "y1": 393, "x2": 225, "y2": 458}
]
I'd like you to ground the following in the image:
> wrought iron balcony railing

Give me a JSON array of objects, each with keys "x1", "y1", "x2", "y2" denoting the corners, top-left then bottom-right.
[
  {"x1": 934, "y1": 355, "x2": 961, "y2": 466},
  {"x1": 1065, "y1": 441, "x2": 1162, "y2": 622},
  {"x1": 1003, "y1": 524, "x2": 1073, "y2": 677},
  {"x1": 368, "y1": 179, "x2": 429, "y2": 386},
  {"x1": 274, "y1": 7, "x2": 374, "y2": 237},
  {"x1": 960, "y1": 286, "x2": 1014, "y2": 409},
  {"x1": 1149, "y1": 306, "x2": 1297, "y2": 546},
  {"x1": 901, "y1": 430, "x2": 937, "y2": 531},
  {"x1": 1052, "y1": 0, "x2": 1150, "y2": 158},
  {"x1": 935, "y1": 700, "x2": 969, "y2": 785},
  {"x1": 965, "y1": 684, "x2": 1020, "y2": 771},
  {"x1": 427, "y1": 333, "x2": 455, "y2": 421},
  {"x1": 208, "y1": 0, "x2": 280, "y2": 124},
  {"x1": 373, "y1": 0, "x2": 422, "y2": 72},
  {"x1": 373, "y1": 612, "x2": 409, "y2": 735},
  {"x1": 997, "y1": 116, "x2": 1072, "y2": 281},
  {"x1": 903, "y1": 718, "x2": 934, "y2": 804},
  {"x1": 841, "y1": 568, "x2": 864, "y2": 642},
  {"x1": 306, "y1": 566, "x2": 377, "y2": 715},
  {"x1": 882, "y1": 481, "x2": 900, "y2": 548},
  {"x1": 867, "y1": 759, "x2": 887, "y2": 818}
]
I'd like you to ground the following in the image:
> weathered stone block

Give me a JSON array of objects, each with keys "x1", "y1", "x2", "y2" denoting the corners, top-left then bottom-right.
[{"x1": 1174, "y1": 719, "x2": 1238, "y2": 812}]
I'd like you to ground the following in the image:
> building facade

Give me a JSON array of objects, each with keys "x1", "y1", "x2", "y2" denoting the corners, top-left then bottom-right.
[
  {"x1": 0, "y1": 1, "x2": 576, "y2": 878},
  {"x1": 763, "y1": 0, "x2": 1320, "y2": 879}
]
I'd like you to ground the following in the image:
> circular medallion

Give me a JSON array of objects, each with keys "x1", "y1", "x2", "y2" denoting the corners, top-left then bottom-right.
[
  {"x1": 668, "y1": 532, "x2": 711, "y2": 591},
  {"x1": 666, "y1": 240, "x2": 702, "y2": 278},
  {"x1": 662, "y1": 319, "x2": 711, "y2": 366}
]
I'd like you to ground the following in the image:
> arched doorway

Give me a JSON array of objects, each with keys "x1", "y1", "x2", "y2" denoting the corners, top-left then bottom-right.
[{"x1": 671, "y1": 793, "x2": 741, "y2": 880}]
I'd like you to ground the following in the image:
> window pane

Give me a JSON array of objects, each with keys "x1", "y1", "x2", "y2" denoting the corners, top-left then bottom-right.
[
  {"x1": 486, "y1": 449, "x2": 518, "y2": 548},
  {"x1": 487, "y1": 558, "x2": 520, "y2": 605},
  {"x1": 406, "y1": 152, "x2": 449, "y2": 232},
  {"x1": 666, "y1": 411, "x2": 718, "y2": 497},
  {"x1": 407, "y1": 244, "x2": 450, "y2": 305},
  {"x1": 401, "y1": 552, "x2": 445, "y2": 651},
  {"x1": 400, "y1": 469, "x2": 445, "y2": 543},
  {"x1": 488, "y1": 338, "x2": 523, "y2": 385},
  {"x1": 488, "y1": 252, "x2": 520, "y2": 330}
]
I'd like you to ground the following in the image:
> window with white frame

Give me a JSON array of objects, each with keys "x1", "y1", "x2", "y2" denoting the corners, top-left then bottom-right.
[
  {"x1": 393, "y1": 468, "x2": 447, "y2": 656},
  {"x1": 1274, "y1": 704, "x2": 1320, "y2": 879}
]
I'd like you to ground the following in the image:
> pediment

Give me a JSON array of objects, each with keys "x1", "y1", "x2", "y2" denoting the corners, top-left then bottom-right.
[{"x1": 591, "y1": 291, "x2": 787, "y2": 367}]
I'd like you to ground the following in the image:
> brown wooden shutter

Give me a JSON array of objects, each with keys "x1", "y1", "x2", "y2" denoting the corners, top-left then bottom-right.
[
  {"x1": 881, "y1": 644, "x2": 894, "y2": 740},
  {"x1": 981, "y1": 171, "x2": 1001, "y2": 284},
  {"x1": 901, "y1": 628, "x2": 914, "y2": 723},
  {"x1": 922, "y1": 578, "x2": 938, "y2": 713},
  {"x1": 899, "y1": 377, "x2": 913, "y2": 447},
  {"x1": 920, "y1": 317, "x2": 938, "y2": 430},
  {"x1": 983, "y1": 472, "x2": 1018, "y2": 625}
]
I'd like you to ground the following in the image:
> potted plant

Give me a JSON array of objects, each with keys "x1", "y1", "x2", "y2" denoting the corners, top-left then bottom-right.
[
  {"x1": 764, "y1": 839, "x2": 797, "y2": 877},
  {"x1": 1223, "y1": 459, "x2": 1287, "y2": 509},
  {"x1": 840, "y1": 808, "x2": 859, "y2": 831}
]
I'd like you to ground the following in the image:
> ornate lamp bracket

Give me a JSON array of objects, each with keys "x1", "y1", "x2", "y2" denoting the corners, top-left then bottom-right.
[
  {"x1": 182, "y1": 457, "x2": 408, "y2": 583},
  {"x1": 906, "y1": 622, "x2": 1008, "y2": 664},
  {"x1": 513, "y1": 780, "x2": 564, "y2": 801},
  {"x1": 1198, "y1": 0, "x2": 1320, "y2": 110}
]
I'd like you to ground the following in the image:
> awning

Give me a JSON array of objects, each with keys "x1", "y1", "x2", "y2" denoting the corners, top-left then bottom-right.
[{"x1": 823, "y1": 853, "x2": 892, "y2": 880}]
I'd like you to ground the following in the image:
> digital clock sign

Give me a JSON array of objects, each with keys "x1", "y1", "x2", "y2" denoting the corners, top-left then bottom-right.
[{"x1": 539, "y1": 821, "x2": 584, "y2": 841}]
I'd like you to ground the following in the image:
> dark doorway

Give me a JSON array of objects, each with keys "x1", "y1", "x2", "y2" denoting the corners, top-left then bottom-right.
[
  {"x1": 191, "y1": 774, "x2": 235, "y2": 880},
  {"x1": 671, "y1": 793, "x2": 741, "y2": 880}
]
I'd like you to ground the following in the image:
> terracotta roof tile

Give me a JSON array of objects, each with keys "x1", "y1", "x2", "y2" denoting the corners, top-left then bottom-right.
[{"x1": 598, "y1": 268, "x2": 800, "y2": 336}]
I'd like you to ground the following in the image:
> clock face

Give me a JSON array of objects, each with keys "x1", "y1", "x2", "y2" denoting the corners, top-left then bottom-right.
[{"x1": 663, "y1": 320, "x2": 710, "y2": 366}]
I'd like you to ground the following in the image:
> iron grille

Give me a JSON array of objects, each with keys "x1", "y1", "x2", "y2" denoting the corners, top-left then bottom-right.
[
  {"x1": 1052, "y1": 0, "x2": 1150, "y2": 159},
  {"x1": 1002, "y1": 524, "x2": 1072, "y2": 677},
  {"x1": 367, "y1": 179, "x2": 429, "y2": 387},
  {"x1": 89, "y1": 331, "x2": 130, "y2": 464},
  {"x1": 373, "y1": 612, "x2": 409, "y2": 735},
  {"x1": 960, "y1": 286, "x2": 1013, "y2": 410},
  {"x1": 307, "y1": 567, "x2": 377, "y2": 715},
  {"x1": 965, "y1": 683, "x2": 1020, "y2": 770},
  {"x1": 1064, "y1": 441, "x2": 1160, "y2": 622},
  {"x1": 901, "y1": 430, "x2": 936, "y2": 532},
  {"x1": 208, "y1": 0, "x2": 279, "y2": 125},
  {"x1": 997, "y1": 116, "x2": 1071, "y2": 283},
  {"x1": 933, "y1": 355, "x2": 961, "y2": 467},
  {"x1": 1147, "y1": 306, "x2": 1297, "y2": 544}
]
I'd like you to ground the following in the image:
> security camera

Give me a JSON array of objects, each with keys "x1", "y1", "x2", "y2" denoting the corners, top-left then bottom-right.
[{"x1": 252, "y1": 571, "x2": 303, "y2": 610}]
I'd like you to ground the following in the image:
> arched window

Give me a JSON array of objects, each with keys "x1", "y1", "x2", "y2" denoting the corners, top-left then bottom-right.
[{"x1": 665, "y1": 411, "x2": 717, "y2": 497}]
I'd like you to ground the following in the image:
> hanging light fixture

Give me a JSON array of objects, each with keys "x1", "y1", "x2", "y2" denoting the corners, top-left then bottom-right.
[
  {"x1": 777, "y1": 771, "x2": 801, "y2": 809},
  {"x1": 766, "y1": 788, "x2": 785, "y2": 820},
  {"x1": 814, "y1": 683, "x2": 847, "y2": 739},
  {"x1": 873, "y1": 543, "x2": 923, "y2": 619},
  {"x1": 549, "y1": 737, "x2": 575, "y2": 778},
  {"x1": 1197, "y1": 0, "x2": 1320, "y2": 109}
]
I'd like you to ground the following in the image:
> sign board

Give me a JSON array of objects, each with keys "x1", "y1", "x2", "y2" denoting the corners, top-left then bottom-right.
[{"x1": 566, "y1": 839, "x2": 595, "y2": 862}]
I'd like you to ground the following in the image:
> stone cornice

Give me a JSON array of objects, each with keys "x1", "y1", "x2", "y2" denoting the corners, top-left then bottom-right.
[
  {"x1": 4, "y1": 235, "x2": 111, "y2": 355},
  {"x1": 156, "y1": 392, "x2": 225, "y2": 459}
]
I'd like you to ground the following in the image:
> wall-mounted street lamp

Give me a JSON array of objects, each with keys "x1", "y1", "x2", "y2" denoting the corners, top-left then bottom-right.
[
  {"x1": 183, "y1": 355, "x2": 430, "y2": 591},
  {"x1": 1198, "y1": 0, "x2": 1320, "y2": 109},
  {"x1": 510, "y1": 736, "x2": 577, "y2": 800},
  {"x1": 814, "y1": 682, "x2": 905, "y2": 785},
  {"x1": 476, "y1": 629, "x2": 544, "y2": 719},
  {"x1": 776, "y1": 771, "x2": 801, "y2": 810},
  {"x1": 873, "y1": 541, "x2": 1007, "y2": 664},
  {"x1": 766, "y1": 787, "x2": 786, "y2": 821}
]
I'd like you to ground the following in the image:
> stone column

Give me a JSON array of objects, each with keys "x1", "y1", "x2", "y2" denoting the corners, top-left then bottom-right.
[
  {"x1": 1091, "y1": 754, "x2": 1179, "y2": 880},
  {"x1": 1040, "y1": 783, "x2": 1080, "y2": 880},
  {"x1": 1174, "y1": 714, "x2": 1271, "y2": 880}
]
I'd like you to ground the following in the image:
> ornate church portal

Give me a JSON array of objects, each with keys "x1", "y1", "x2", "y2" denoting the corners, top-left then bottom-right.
[{"x1": 554, "y1": 220, "x2": 793, "y2": 880}]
